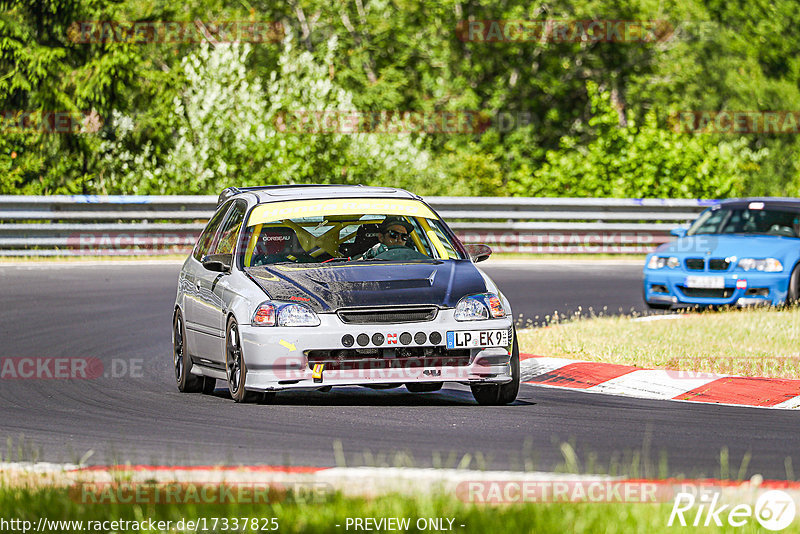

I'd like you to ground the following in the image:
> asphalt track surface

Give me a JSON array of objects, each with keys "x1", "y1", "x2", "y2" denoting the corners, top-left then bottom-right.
[{"x1": 1, "y1": 261, "x2": 798, "y2": 479}]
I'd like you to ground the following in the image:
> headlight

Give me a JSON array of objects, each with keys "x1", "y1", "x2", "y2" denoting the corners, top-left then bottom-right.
[
  {"x1": 455, "y1": 293, "x2": 506, "y2": 321},
  {"x1": 737, "y1": 258, "x2": 783, "y2": 272},
  {"x1": 647, "y1": 256, "x2": 680, "y2": 269},
  {"x1": 277, "y1": 303, "x2": 321, "y2": 326},
  {"x1": 252, "y1": 302, "x2": 320, "y2": 327}
]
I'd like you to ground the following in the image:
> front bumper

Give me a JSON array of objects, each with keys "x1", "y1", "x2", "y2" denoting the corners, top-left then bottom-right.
[
  {"x1": 643, "y1": 269, "x2": 790, "y2": 308},
  {"x1": 238, "y1": 309, "x2": 514, "y2": 391}
]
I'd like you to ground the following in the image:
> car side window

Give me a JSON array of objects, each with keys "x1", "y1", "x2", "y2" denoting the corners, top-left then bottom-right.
[
  {"x1": 211, "y1": 200, "x2": 247, "y2": 255},
  {"x1": 192, "y1": 202, "x2": 232, "y2": 261}
]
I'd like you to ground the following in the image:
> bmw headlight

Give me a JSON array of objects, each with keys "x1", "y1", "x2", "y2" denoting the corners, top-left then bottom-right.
[
  {"x1": 455, "y1": 293, "x2": 506, "y2": 321},
  {"x1": 737, "y1": 258, "x2": 783, "y2": 272},
  {"x1": 252, "y1": 302, "x2": 321, "y2": 327},
  {"x1": 647, "y1": 256, "x2": 680, "y2": 269}
]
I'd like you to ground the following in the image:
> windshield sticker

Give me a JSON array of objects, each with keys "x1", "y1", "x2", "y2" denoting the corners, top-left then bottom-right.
[{"x1": 248, "y1": 198, "x2": 436, "y2": 226}]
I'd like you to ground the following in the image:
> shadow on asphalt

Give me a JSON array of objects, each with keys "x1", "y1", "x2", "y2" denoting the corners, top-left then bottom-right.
[{"x1": 203, "y1": 385, "x2": 536, "y2": 407}]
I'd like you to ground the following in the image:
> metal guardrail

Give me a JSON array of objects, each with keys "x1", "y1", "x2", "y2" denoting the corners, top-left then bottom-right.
[{"x1": 0, "y1": 195, "x2": 716, "y2": 256}]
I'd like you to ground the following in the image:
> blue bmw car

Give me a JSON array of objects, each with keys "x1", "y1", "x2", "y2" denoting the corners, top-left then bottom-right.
[{"x1": 643, "y1": 198, "x2": 800, "y2": 309}]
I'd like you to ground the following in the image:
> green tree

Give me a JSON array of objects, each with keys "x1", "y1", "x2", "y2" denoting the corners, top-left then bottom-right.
[{"x1": 511, "y1": 82, "x2": 767, "y2": 198}]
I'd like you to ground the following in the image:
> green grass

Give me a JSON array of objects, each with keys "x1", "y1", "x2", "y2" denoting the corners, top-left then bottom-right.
[
  {"x1": 518, "y1": 307, "x2": 800, "y2": 378},
  {"x1": 0, "y1": 484, "x2": 786, "y2": 533}
]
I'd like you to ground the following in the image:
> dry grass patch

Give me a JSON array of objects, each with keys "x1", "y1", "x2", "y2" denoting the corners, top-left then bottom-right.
[{"x1": 518, "y1": 307, "x2": 800, "y2": 379}]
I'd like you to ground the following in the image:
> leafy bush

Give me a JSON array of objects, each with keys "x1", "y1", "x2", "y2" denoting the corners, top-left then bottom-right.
[
  {"x1": 4, "y1": 0, "x2": 800, "y2": 198},
  {"x1": 95, "y1": 37, "x2": 433, "y2": 194},
  {"x1": 509, "y1": 82, "x2": 768, "y2": 199}
]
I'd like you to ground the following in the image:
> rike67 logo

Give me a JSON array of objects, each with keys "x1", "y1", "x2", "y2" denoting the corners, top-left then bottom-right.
[{"x1": 669, "y1": 489, "x2": 796, "y2": 531}]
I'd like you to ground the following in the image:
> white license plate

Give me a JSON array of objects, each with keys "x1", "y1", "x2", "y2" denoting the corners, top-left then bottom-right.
[
  {"x1": 446, "y1": 329, "x2": 508, "y2": 349},
  {"x1": 684, "y1": 276, "x2": 725, "y2": 289}
]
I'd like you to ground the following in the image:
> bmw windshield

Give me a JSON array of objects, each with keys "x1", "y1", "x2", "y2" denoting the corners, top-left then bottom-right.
[{"x1": 687, "y1": 205, "x2": 800, "y2": 238}]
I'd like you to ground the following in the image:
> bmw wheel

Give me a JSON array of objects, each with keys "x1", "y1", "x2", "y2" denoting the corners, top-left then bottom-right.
[
  {"x1": 225, "y1": 317, "x2": 266, "y2": 403},
  {"x1": 173, "y1": 310, "x2": 204, "y2": 393},
  {"x1": 471, "y1": 327, "x2": 520, "y2": 406}
]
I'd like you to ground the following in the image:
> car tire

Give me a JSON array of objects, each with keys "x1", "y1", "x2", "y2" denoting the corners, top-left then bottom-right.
[
  {"x1": 173, "y1": 310, "x2": 204, "y2": 393},
  {"x1": 225, "y1": 317, "x2": 261, "y2": 403},
  {"x1": 788, "y1": 264, "x2": 800, "y2": 306},
  {"x1": 470, "y1": 327, "x2": 520, "y2": 406},
  {"x1": 407, "y1": 382, "x2": 443, "y2": 393}
]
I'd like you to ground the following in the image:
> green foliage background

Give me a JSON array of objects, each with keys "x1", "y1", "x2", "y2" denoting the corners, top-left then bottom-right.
[{"x1": 2, "y1": 0, "x2": 799, "y2": 198}]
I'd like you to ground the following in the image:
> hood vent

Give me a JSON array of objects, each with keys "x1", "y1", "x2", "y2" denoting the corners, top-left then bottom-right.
[{"x1": 338, "y1": 306, "x2": 438, "y2": 324}]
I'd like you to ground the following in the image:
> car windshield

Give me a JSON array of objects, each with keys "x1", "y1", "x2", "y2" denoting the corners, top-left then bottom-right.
[
  {"x1": 238, "y1": 197, "x2": 464, "y2": 266},
  {"x1": 687, "y1": 206, "x2": 800, "y2": 237}
]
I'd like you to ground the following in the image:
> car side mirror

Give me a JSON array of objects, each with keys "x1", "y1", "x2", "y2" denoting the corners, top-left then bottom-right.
[
  {"x1": 670, "y1": 228, "x2": 688, "y2": 238},
  {"x1": 464, "y1": 244, "x2": 492, "y2": 263},
  {"x1": 202, "y1": 253, "x2": 232, "y2": 273}
]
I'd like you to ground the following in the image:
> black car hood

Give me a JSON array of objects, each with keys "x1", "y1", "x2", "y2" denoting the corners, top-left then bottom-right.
[{"x1": 246, "y1": 261, "x2": 488, "y2": 312}]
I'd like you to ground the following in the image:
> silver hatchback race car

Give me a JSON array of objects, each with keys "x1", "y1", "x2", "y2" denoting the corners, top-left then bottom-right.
[{"x1": 172, "y1": 185, "x2": 519, "y2": 405}]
